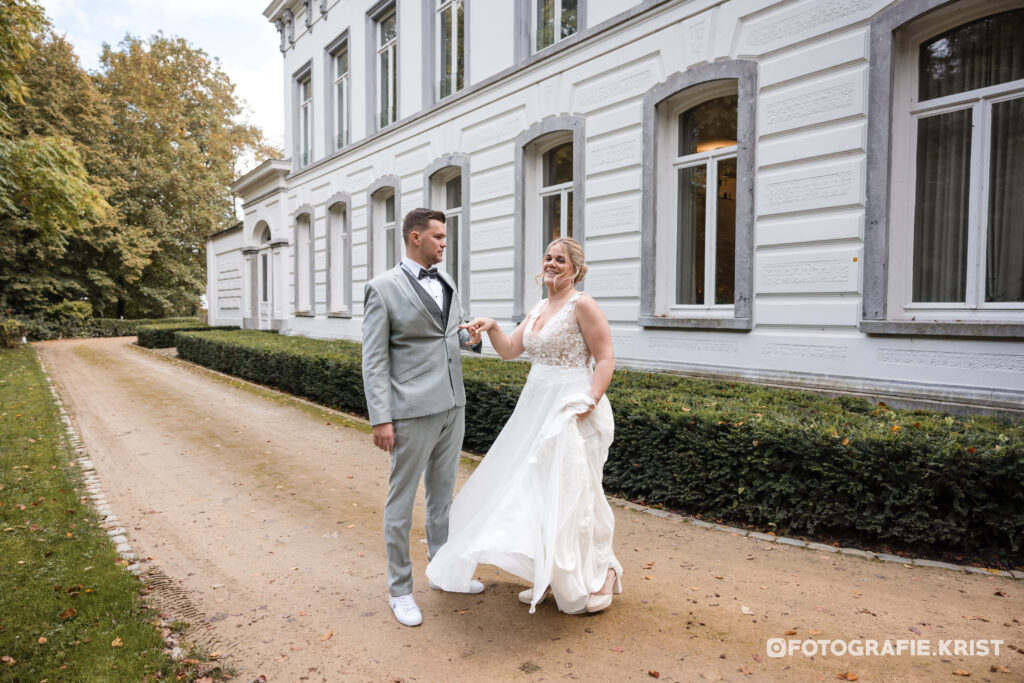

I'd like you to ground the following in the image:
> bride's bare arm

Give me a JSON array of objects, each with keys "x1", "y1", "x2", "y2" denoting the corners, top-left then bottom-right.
[
  {"x1": 576, "y1": 294, "x2": 615, "y2": 404},
  {"x1": 460, "y1": 317, "x2": 528, "y2": 360}
]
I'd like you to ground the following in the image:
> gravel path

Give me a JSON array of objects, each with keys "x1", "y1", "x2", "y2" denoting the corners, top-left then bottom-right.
[{"x1": 34, "y1": 337, "x2": 1021, "y2": 682}]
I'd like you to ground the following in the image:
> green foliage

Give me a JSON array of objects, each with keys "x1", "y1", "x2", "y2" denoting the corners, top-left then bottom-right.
[
  {"x1": 175, "y1": 330, "x2": 367, "y2": 416},
  {"x1": 1, "y1": 3, "x2": 280, "y2": 320},
  {"x1": 0, "y1": 317, "x2": 26, "y2": 347},
  {"x1": 16, "y1": 315, "x2": 196, "y2": 341},
  {"x1": 0, "y1": 345, "x2": 177, "y2": 678},
  {"x1": 92, "y1": 33, "x2": 279, "y2": 318},
  {"x1": 175, "y1": 330, "x2": 1024, "y2": 563},
  {"x1": 136, "y1": 322, "x2": 237, "y2": 349}
]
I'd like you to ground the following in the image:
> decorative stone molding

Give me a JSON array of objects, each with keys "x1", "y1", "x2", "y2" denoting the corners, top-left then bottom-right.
[
  {"x1": 303, "y1": 0, "x2": 313, "y2": 31},
  {"x1": 284, "y1": 9, "x2": 295, "y2": 46},
  {"x1": 275, "y1": 18, "x2": 287, "y2": 53}
]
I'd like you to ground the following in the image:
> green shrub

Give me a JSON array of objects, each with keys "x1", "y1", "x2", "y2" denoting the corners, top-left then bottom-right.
[
  {"x1": 0, "y1": 318, "x2": 26, "y2": 348},
  {"x1": 174, "y1": 330, "x2": 1024, "y2": 562},
  {"x1": 136, "y1": 322, "x2": 238, "y2": 348},
  {"x1": 17, "y1": 316, "x2": 197, "y2": 341}
]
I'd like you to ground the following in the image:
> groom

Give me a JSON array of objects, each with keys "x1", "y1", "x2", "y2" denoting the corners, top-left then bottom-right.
[{"x1": 361, "y1": 207, "x2": 484, "y2": 627}]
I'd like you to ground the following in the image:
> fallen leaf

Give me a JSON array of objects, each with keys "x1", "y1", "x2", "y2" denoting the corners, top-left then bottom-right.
[
  {"x1": 753, "y1": 654, "x2": 761, "y2": 663},
  {"x1": 836, "y1": 673, "x2": 858, "y2": 681},
  {"x1": 59, "y1": 608, "x2": 76, "y2": 620},
  {"x1": 1, "y1": 655, "x2": 14, "y2": 666},
  {"x1": 648, "y1": 671, "x2": 660, "y2": 679},
  {"x1": 785, "y1": 630, "x2": 797, "y2": 635},
  {"x1": 991, "y1": 665, "x2": 1010, "y2": 673},
  {"x1": 909, "y1": 626, "x2": 921, "y2": 635},
  {"x1": 808, "y1": 629, "x2": 822, "y2": 636},
  {"x1": 209, "y1": 650, "x2": 221, "y2": 659},
  {"x1": 610, "y1": 646, "x2": 624, "y2": 653},
  {"x1": 110, "y1": 637, "x2": 123, "y2": 647},
  {"x1": 952, "y1": 670, "x2": 970, "y2": 677},
  {"x1": 37, "y1": 637, "x2": 47, "y2": 644},
  {"x1": 322, "y1": 630, "x2": 333, "y2": 641}
]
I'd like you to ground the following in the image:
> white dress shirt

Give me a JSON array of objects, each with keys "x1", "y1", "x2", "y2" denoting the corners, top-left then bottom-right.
[{"x1": 400, "y1": 256, "x2": 445, "y2": 310}]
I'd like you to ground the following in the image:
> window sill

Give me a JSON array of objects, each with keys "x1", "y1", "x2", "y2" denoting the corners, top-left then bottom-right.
[
  {"x1": 860, "y1": 320, "x2": 1024, "y2": 338},
  {"x1": 295, "y1": 312, "x2": 316, "y2": 318},
  {"x1": 640, "y1": 315, "x2": 752, "y2": 331},
  {"x1": 327, "y1": 311, "x2": 352, "y2": 319}
]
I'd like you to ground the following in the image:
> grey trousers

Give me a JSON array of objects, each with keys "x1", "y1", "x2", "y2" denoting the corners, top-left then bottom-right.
[{"x1": 385, "y1": 405, "x2": 464, "y2": 597}]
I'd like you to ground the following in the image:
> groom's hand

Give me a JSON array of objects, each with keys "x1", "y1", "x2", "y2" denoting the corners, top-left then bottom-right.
[{"x1": 373, "y1": 422, "x2": 395, "y2": 452}]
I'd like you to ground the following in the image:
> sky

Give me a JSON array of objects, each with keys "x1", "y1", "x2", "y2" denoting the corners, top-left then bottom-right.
[{"x1": 38, "y1": 0, "x2": 285, "y2": 158}]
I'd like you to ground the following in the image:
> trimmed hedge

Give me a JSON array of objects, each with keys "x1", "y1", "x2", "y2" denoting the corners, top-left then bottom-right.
[
  {"x1": 18, "y1": 316, "x2": 198, "y2": 341},
  {"x1": 137, "y1": 322, "x2": 238, "y2": 349},
  {"x1": 175, "y1": 329, "x2": 1024, "y2": 562}
]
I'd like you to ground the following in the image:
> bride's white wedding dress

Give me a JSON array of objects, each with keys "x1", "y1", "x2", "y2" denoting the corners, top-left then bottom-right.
[{"x1": 425, "y1": 292, "x2": 622, "y2": 614}]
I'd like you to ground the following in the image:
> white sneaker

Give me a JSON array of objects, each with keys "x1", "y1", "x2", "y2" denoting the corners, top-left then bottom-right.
[
  {"x1": 388, "y1": 594, "x2": 422, "y2": 627},
  {"x1": 429, "y1": 579, "x2": 485, "y2": 594}
]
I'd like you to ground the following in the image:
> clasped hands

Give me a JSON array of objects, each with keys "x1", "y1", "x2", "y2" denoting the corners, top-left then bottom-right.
[{"x1": 458, "y1": 317, "x2": 495, "y2": 346}]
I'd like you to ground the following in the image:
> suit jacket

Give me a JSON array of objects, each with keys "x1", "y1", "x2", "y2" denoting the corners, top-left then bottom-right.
[{"x1": 361, "y1": 265, "x2": 478, "y2": 425}]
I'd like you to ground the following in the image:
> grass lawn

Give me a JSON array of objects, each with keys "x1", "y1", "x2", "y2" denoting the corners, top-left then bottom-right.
[{"x1": 0, "y1": 345, "x2": 206, "y2": 680}]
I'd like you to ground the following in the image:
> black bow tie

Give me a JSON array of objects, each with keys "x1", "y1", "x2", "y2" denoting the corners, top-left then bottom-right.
[{"x1": 418, "y1": 267, "x2": 438, "y2": 280}]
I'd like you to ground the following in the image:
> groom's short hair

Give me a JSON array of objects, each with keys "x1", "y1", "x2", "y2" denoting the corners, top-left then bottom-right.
[{"x1": 402, "y1": 208, "x2": 446, "y2": 243}]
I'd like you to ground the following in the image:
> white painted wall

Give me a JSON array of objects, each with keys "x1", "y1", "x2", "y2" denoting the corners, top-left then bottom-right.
[{"x1": 212, "y1": 0, "x2": 1024, "y2": 409}]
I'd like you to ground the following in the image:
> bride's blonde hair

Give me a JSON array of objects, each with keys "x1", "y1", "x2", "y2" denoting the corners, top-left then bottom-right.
[{"x1": 535, "y1": 237, "x2": 588, "y2": 293}]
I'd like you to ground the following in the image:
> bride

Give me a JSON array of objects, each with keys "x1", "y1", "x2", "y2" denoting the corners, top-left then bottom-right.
[{"x1": 425, "y1": 237, "x2": 623, "y2": 614}]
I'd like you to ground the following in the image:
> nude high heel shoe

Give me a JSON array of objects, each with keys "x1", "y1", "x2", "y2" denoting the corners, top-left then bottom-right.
[{"x1": 585, "y1": 569, "x2": 622, "y2": 613}]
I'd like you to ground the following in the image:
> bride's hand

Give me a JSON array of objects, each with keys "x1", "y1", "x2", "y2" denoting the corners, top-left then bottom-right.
[
  {"x1": 459, "y1": 317, "x2": 496, "y2": 336},
  {"x1": 575, "y1": 398, "x2": 597, "y2": 421}
]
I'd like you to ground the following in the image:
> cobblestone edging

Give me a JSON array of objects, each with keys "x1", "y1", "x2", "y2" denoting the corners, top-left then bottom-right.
[
  {"x1": 38, "y1": 359, "x2": 142, "y2": 576},
  {"x1": 133, "y1": 344, "x2": 1024, "y2": 582}
]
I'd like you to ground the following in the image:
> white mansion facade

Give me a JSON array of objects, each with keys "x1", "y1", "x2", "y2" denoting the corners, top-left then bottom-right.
[{"x1": 207, "y1": 0, "x2": 1024, "y2": 413}]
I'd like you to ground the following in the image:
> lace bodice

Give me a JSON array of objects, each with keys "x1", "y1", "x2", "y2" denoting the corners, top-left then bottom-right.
[{"x1": 523, "y1": 292, "x2": 592, "y2": 369}]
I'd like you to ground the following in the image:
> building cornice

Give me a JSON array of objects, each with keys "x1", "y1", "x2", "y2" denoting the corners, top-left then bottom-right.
[{"x1": 230, "y1": 158, "x2": 291, "y2": 197}]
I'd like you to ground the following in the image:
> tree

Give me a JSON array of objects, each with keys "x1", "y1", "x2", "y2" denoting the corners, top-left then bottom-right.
[
  {"x1": 6, "y1": 29, "x2": 152, "y2": 317},
  {"x1": 96, "y1": 33, "x2": 278, "y2": 317},
  {"x1": 0, "y1": 0, "x2": 108, "y2": 316}
]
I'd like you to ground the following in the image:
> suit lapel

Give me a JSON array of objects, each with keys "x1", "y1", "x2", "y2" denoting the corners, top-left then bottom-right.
[
  {"x1": 396, "y1": 267, "x2": 444, "y2": 330},
  {"x1": 438, "y1": 272, "x2": 455, "y2": 330}
]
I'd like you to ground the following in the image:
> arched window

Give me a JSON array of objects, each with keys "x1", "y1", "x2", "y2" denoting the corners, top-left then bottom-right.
[
  {"x1": 293, "y1": 207, "x2": 314, "y2": 314},
  {"x1": 640, "y1": 61, "x2": 755, "y2": 330},
  {"x1": 864, "y1": 1, "x2": 1024, "y2": 337},
  {"x1": 514, "y1": 116, "x2": 585, "y2": 319},
  {"x1": 425, "y1": 154, "x2": 471, "y2": 303},
  {"x1": 367, "y1": 176, "x2": 401, "y2": 278},
  {"x1": 326, "y1": 194, "x2": 352, "y2": 316}
]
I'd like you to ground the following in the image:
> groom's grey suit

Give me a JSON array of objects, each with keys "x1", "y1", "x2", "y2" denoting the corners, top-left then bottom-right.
[{"x1": 362, "y1": 264, "x2": 479, "y2": 597}]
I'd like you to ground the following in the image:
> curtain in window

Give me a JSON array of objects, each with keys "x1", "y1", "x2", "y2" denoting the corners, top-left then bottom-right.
[
  {"x1": 677, "y1": 166, "x2": 705, "y2": 305},
  {"x1": 912, "y1": 110, "x2": 971, "y2": 302},
  {"x1": 987, "y1": 97, "x2": 1024, "y2": 302}
]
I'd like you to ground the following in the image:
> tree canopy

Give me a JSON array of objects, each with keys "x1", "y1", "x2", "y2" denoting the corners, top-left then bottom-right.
[{"x1": 0, "y1": 0, "x2": 279, "y2": 319}]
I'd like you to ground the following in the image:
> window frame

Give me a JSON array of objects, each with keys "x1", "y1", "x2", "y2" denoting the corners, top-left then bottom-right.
[
  {"x1": 326, "y1": 193, "x2": 353, "y2": 317},
  {"x1": 862, "y1": 0, "x2": 1024, "y2": 337},
  {"x1": 292, "y1": 205, "x2": 316, "y2": 316},
  {"x1": 424, "y1": 154, "x2": 471, "y2": 308},
  {"x1": 531, "y1": 0, "x2": 578, "y2": 54},
  {"x1": 513, "y1": 115, "x2": 586, "y2": 322},
  {"x1": 293, "y1": 62, "x2": 314, "y2": 171},
  {"x1": 436, "y1": 0, "x2": 465, "y2": 101},
  {"x1": 640, "y1": 61, "x2": 756, "y2": 331},
  {"x1": 324, "y1": 31, "x2": 351, "y2": 153},
  {"x1": 379, "y1": 8, "x2": 398, "y2": 129},
  {"x1": 366, "y1": 1, "x2": 398, "y2": 133},
  {"x1": 366, "y1": 175, "x2": 402, "y2": 279}
]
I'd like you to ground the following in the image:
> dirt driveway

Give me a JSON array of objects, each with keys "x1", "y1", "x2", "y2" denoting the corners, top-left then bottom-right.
[{"x1": 34, "y1": 337, "x2": 1021, "y2": 682}]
